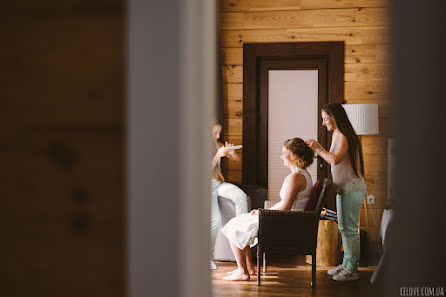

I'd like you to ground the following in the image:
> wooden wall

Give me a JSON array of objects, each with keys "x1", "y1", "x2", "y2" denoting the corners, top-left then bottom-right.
[
  {"x1": 219, "y1": 0, "x2": 391, "y2": 250},
  {"x1": 0, "y1": 1, "x2": 125, "y2": 296}
]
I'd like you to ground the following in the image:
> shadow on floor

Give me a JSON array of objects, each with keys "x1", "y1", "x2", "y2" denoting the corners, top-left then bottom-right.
[{"x1": 212, "y1": 255, "x2": 378, "y2": 297}]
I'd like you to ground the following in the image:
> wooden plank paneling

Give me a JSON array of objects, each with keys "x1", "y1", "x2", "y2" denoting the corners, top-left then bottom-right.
[
  {"x1": 359, "y1": 226, "x2": 382, "y2": 243},
  {"x1": 363, "y1": 154, "x2": 387, "y2": 172},
  {"x1": 361, "y1": 135, "x2": 388, "y2": 155},
  {"x1": 1, "y1": 4, "x2": 124, "y2": 297},
  {"x1": 345, "y1": 81, "x2": 389, "y2": 100},
  {"x1": 2, "y1": 1, "x2": 122, "y2": 15},
  {"x1": 222, "y1": 65, "x2": 243, "y2": 82},
  {"x1": 360, "y1": 208, "x2": 384, "y2": 228},
  {"x1": 225, "y1": 99, "x2": 243, "y2": 119},
  {"x1": 226, "y1": 170, "x2": 242, "y2": 183},
  {"x1": 222, "y1": 48, "x2": 243, "y2": 65},
  {"x1": 345, "y1": 63, "x2": 390, "y2": 81},
  {"x1": 220, "y1": 0, "x2": 390, "y2": 12},
  {"x1": 364, "y1": 171, "x2": 387, "y2": 191},
  {"x1": 0, "y1": 130, "x2": 124, "y2": 297},
  {"x1": 221, "y1": 26, "x2": 390, "y2": 47},
  {"x1": 221, "y1": 8, "x2": 389, "y2": 30},
  {"x1": 345, "y1": 44, "x2": 391, "y2": 63},
  {"x1": 0, "y1": 16, "x2": 124, "y2": 127},
  {"x1": 225, "y1": 135, "x2": 243, "y2": 145},
  {"x1": 227, "y1": 153, "x2": 243, "y2": 171},
  {"x1": 380, "y1": 117, "x2": 390, "y2": 136},
  {"x1": 224, "y1": 118, "x2": 243, "y2": 136},
  {"x1": 0, "y1": 129, "x2": 123, "y2": 216},
  {"x1": 223, "y1": 83, "x2": 243, "y2": 101},
  {"x1": 0, "y1": 237, "x2": 122, "y2": 297}
]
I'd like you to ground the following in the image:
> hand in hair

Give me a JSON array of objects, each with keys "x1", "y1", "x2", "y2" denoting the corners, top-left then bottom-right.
[
  {"x1": 307, "y1": 135, "x2": 348, "y2": 166},
  {"x1": 306, "y1": 139, "x2": 323, "y2": 151}
]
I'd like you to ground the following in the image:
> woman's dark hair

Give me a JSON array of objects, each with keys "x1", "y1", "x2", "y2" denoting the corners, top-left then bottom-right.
[
  {"x1": 283, "y1": 138, "x2": 314, "y2": 169},
  {"x1": 322, "y1": 103, "x2": 364, "y2": 177}
]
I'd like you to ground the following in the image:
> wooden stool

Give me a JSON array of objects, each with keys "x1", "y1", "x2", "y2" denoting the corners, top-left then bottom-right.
[{"x1": 306, "y1": 220, "x2": 340, "y2": 266}]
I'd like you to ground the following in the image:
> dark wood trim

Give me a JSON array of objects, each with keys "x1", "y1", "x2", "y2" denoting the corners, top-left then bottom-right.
[
  {"x1": 216, "y1": 12, "x2": 227, "y2": 175},
  {"x1": 243, "y1": 44, "x2": 258, "y2": 184},
  {"x1": 258, "y1": 60, "x2": 268, "y2": 186},
  {"x1": 243, "y1": 42, "x2": 344, "y2": 186},
  {"x1": 328, "y1": 42, "x2": 345, "y2": 103}
]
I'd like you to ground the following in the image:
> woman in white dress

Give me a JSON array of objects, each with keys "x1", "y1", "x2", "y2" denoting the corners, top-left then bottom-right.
[{"x1": 221, "y1": 137, "x2": 314, "y2": 281}]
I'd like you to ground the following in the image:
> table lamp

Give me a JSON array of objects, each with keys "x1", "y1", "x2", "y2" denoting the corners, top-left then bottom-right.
[{"x1": 342, "y1": 103, "x2": 379, "y2": 136}]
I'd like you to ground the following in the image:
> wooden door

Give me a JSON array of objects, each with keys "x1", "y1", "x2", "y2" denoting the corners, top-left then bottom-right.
[
  {"x1": 258, "y1": 58, "x2": 328, "y2": 195},
  {"x1": 243, "y1": 42, "x2": 344, "y2": 188}
]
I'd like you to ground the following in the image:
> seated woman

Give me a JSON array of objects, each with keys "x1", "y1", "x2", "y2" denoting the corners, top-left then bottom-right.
[
  {"x1": 210, "y1": 121, "x2": 248, "y2": 270},
  {"x1": 221, "y1": 137, "x2": 314, "y2": 281}
]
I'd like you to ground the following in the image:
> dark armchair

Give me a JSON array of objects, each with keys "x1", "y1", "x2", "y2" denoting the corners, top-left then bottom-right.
[{"x1": 256, "y1": 178, "x2": 332, "y2": 287}]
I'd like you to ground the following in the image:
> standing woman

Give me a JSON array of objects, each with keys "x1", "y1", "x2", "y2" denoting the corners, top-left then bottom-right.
[
  {"x1": 210, "y1": 121, "x2": 248, "y2": 269},
  {"x1": 306, "y1": 103, "x2": 367, "y2": 281}
]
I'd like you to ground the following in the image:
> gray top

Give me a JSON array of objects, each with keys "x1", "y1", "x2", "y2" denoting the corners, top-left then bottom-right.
[{"x1": 331, "y1": 135, "x2": 367, "y2": 195}]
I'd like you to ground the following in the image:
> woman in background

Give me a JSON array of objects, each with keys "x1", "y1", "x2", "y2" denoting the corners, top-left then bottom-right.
[
  {"x1": 306, "y1": 103, "x2": 367, "y2": 281},
  {"x1": 221, "y1": 138, "x2": 314, "y2": 281},
  {"x1": 210, "y1": 121, "x2": 248, "y2": 270}
]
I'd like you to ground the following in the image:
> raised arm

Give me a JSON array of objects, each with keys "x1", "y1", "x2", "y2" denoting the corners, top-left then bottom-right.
[
  {"x1": 306, "y1": 134, "x2": 348, "y2": 165},
  {"x1": 216, "y1": 141, "x2": 241, "y2": 162},
  {"x1": 211, "y1": 148, "x2": 225, "y2": 168}
]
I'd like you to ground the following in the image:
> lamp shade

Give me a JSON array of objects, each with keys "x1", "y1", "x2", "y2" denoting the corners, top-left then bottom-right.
[{"x1": 341, "y1": 104, "x2": 379, "y2": 135}]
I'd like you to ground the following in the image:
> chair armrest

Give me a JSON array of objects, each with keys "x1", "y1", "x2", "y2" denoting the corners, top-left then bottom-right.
[{"x1": 259, "y1": 209, "x2": 319, "y2": 219}]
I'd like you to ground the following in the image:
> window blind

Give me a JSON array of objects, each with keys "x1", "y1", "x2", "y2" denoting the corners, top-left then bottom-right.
[{"x1": 268, "y1": 70, "x2": 318, "y2": 203}]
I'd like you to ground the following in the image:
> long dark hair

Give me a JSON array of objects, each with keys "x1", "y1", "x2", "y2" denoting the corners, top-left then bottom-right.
[{"x1": 322, "y1": 103, "x2": 364, "y2": 178}]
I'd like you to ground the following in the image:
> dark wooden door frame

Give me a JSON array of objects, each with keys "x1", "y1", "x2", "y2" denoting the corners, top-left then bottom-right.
[{"x1": 242, "y1": 42, "x2": 344, "y2": 186}]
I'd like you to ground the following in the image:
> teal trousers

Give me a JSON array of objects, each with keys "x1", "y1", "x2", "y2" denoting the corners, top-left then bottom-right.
[
  {"x1": 336, "y1": 190, "x2": 366, "y2": 272},
  {"x1": 211, "y1": 182, "x2": 248, "y2": 256}
]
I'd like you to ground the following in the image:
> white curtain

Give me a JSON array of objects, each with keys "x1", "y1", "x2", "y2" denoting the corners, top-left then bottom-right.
[{"x1": 268, "y1": 70, "x2": 318, "y2": 203}]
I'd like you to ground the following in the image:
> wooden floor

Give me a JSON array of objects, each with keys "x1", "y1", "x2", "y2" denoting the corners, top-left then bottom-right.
[{"x1": 212, "y1": 257, "x2": 378, "y2": 297}]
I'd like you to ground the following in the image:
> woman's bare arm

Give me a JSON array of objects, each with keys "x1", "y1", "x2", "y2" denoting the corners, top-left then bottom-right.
[
  {"x1": 307, "y1": 134, "x2": 348, "y2": 165},
  {"x1": 218, "y1": 141, "x2": 240, "y2": 162}
]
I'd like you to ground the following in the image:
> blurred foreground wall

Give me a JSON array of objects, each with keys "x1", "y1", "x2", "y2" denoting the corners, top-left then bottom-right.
[{"x1": 0, "y1": 1, "x2": 125, "y2": 296}]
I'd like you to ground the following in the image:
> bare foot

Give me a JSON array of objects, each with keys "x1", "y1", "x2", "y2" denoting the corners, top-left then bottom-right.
[
  {"x1": 227, "y1": 268, "x2": 255, "y2": 275},
  {"x1": 223, "y1": 271, "x2": 250, "y2": 281}
]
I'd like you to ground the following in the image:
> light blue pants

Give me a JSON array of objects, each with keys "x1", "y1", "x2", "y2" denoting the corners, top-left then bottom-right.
[
  {"x1": 336, "y1": 190, "x2": 366, "y2": 272},
  {"x1": 211, "y1": 182, "x2": 248, "y2": 255}
]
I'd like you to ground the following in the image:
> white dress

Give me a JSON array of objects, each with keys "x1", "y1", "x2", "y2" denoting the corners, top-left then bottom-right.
[{"x1": 221, "y1": 168, "x2": 313, "y2": 250}]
